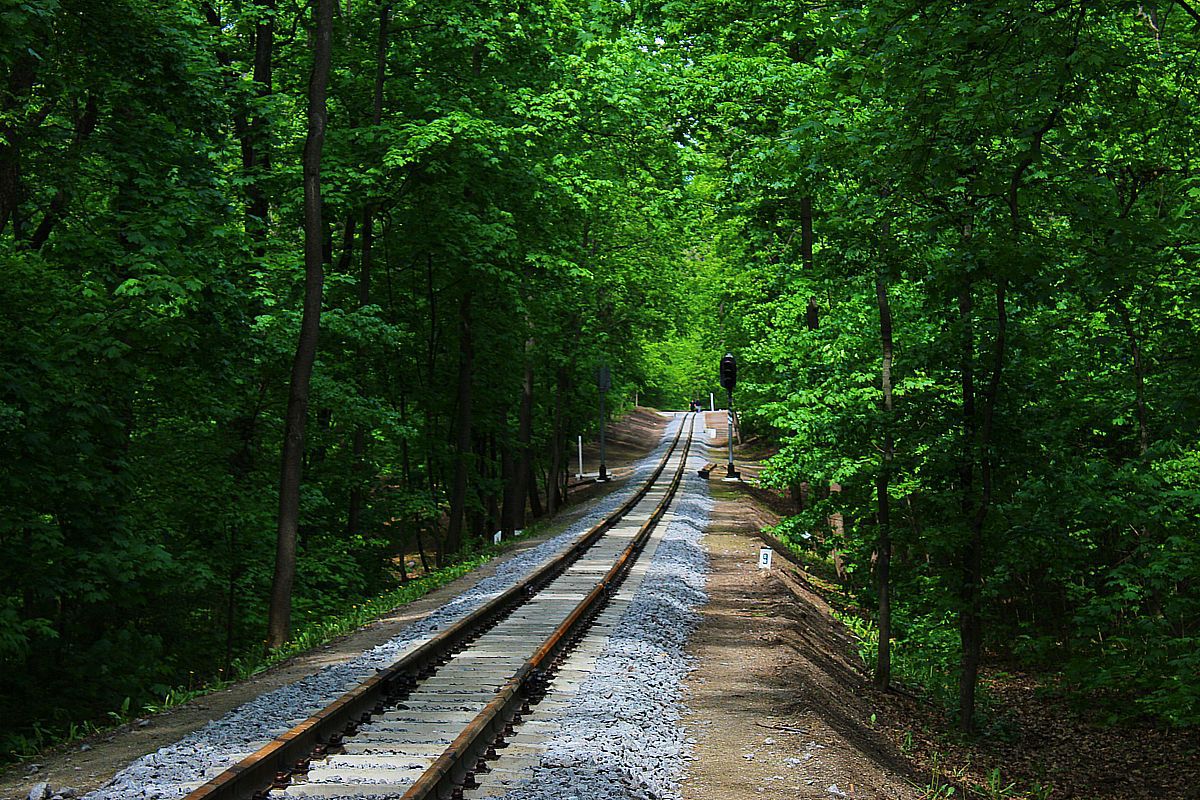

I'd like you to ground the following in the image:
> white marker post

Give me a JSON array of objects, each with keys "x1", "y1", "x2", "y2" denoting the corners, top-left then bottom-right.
[
  {"x1": 710, "y1": 392, "x2": 714, "y2": 411},
  {"x1": 596, "y1": 364, "x2": 611, "y2": 482},
  {"x1": 493, "y1": 531, "x2": 503, "y2": 545},
  {"x1": 758, "y1": 547, "x2": 773, "y2": 570},
  {"x1": 577, "y1": 435, "x2": 584, "y2": 479}
]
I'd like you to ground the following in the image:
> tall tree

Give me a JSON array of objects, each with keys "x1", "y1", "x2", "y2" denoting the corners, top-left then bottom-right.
[
  {"x1": 347, "y1": 0, "x2": 391, "y2": 539},
  {"x1": 444, "y1": 290, "x2": 474, "y2": 559},
  {"x1": 874, "y1": 252, "x2": 895, "y2": 690},
  {"x1": 266, "y1": 0, "x2": 334, "y2": 650}
]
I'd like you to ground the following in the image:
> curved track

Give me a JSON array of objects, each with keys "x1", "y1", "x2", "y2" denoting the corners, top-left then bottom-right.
[{"x1": 184, "y1": 412, "x2": 697, "y2": 800}]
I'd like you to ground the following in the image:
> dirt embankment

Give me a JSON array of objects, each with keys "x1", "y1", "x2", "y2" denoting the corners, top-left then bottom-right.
[{"x1": 573, "y1": 405, "x2": 671, "y2": 480}]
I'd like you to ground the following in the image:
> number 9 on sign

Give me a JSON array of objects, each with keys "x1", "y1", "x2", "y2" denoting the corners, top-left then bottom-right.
[{"x1": 758, "y1": 547, "x2": 773, "y2": 570}]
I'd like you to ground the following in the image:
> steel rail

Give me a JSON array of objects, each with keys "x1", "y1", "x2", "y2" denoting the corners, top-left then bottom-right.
[
  {"x1": 183, "y1": 413, "x2": 694, "y2": 800},
  {"x1": 399, "y1": 412, "x2": 696, "y2": 800}
]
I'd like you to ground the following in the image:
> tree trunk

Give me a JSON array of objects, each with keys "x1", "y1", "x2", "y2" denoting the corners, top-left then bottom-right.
[
  {"x1": 527, "y1": 462, "x2": 544, "y2": 520},
  {"x1": 26, "y1": 96, "x2": 100, "y2": 250},
  {"x1": 223, "y1": 522, "x2": 240, "y2": 675},
  {"x1": 0, "y1": 54, "x2": 38, "y2": 236},
  {"x1": 266, "y1": 0, "x2": 333, "y2": 651},
  {"x1": 513, "y1": 343, "x2": 535, "y2": 528},
  {"x1": 468, "y1": 434, "x2": 486, "y2": 541},
  {"x1": 875, "y1": 265, "x2": 895, "y2": 690},
  {"x1": 500, "y1": 433, "x2": 518, "y2": 537},
  {"x1": 482, "y1": 434, "x2": 496, "y2": 534},
  {"x1": 372, "y1": 4, "x2": 390, "y2": 124},
  {"x1": 956, "y1": 266, "x2": 979, "y2": 731},
  {"x1": 423, "y1": 252, "x2": 444, "y2": 565},
  {"x1": 959, "y1": 104, "x2": 1057, "y2": 724},
  {"x1": 246, "y1": 0, "x2": 275, "y2": 246},
  {"x1": 347, "y1": 204, "x2": 372, "y2": 537},
  {"x1": 396, "y1": 525, "x2": 408, "y2": 582},
  {"x1": 201, "y1": 1, "x2": 270, "y2": 247},
  {"x1": 415, "y1": 523, "x2": 431, "y2": 574},
  {"x1": 397, "y1": 391, "x2": 414, "y2": 581},
  {"x1": 961, "y1": 278, "x2": 1008, "y2": 733},
  {"x1": 348, "y1": 0, "x2": 388, "y2": 542},
  {"x1": 445, "y1": 291, "x2": 474, "y2": 557},
  {"x1": 548, "y1": 367, "x2": 566, "y2": 516},
  {"x1": 1115, "y1": 298, "x2": 1149, "y2": 456}
]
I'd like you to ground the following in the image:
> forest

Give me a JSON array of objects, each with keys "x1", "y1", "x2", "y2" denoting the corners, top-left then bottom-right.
[{"x1": 2, "y1": 0, "x2": 1198, "y2": 774}]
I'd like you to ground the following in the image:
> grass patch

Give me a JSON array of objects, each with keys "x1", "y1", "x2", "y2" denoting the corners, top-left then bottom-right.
[
  {"x1": 245, "y1": 552, "x2": 493, "y2": 676},
  {"x1": 913, "y1": 752, "x2": 1054, "y2": 800}
]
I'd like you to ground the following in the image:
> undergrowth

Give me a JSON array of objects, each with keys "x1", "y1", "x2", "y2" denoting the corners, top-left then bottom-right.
[
  {"x1": 765, "y1": 524, "x2": 1058, "y2": 800},
  {"x1": 0, "y1": 528, "x2": 540, "y2": 766},
  {"x1": 915, "y1": 752, "x2": 1054, "y2": 800},
  {"x1": 834, "y1": 609, "x2": 963, "y2": 711}
]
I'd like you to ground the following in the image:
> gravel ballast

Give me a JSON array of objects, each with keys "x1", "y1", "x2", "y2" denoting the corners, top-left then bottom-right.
[
  {"x1": 482, "y1": 440, "x2": 713, "y2": 800},
  {"x1": 82, "y1": 416, "x2": 687, "y2": 800}
]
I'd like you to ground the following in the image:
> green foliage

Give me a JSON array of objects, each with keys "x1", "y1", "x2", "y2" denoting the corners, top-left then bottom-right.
[
  {"x1": 838, "y1": 608, "x2": 963, "y2": 711},
  {"x1": 666, "y1": 0, "x2": 1200, "y2": 730},
  {"x1": 0, "y1": 537, "x2": 521, "y2": 761},
  {"x1": 3, "y1": 0, "x2": 1199, "y2": 764},
  {"x1": 0, "y1": 0, "x2": 696, "y2": 761},
  {"x1": 917, "y1": 751, "x2": 1055, "y2": 800}
]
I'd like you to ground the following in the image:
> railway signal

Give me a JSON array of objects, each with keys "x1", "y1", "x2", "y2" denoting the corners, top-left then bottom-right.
[
  {"x1": 719, "y1": 353, "x2": 737, "y2": 391},
  {"x1": 719, "y1": 353, "x2": 740, "y2": 479},
  {"x1": 597, "y1": 363, "x2": 611, "y2": 481}
]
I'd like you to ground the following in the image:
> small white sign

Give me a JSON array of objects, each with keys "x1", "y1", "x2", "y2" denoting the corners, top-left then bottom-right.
[
  {"x1": 493, "y1": 531, "x2": 502, "y2": 545},
  {"x1": 758, "y1": 547, "x2": 773, "y2": 570}
]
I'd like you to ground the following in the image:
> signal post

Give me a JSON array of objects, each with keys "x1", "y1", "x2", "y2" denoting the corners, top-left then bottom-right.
[{"x1": 720, "y1": 353, "x2": 739, "y2": 480}]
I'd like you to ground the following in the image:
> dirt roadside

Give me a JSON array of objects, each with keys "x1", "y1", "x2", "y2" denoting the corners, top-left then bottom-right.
[
  {"x1": 682, "y1": 415, "x2": 918, "y2": 800},
  {"x1": 0, "y1": 408, "x2": 671, "y2": 800}
]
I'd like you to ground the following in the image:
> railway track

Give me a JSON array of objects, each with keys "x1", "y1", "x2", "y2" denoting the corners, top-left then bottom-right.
[{"x1": 184, "y1": 411, "x2": 698, "y2": 800}]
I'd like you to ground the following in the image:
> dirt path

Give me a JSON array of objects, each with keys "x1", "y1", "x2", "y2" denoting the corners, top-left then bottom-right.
[
  {"x1": 682, "y1": 435, "x2": 917, "y2": 800},
  {"x1": 0, "y1": 409, "x2": 670, "y2": 800}
]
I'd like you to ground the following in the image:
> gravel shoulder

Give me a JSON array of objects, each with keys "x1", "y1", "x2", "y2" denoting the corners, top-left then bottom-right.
[
  {"x1": 1, "y1": 409, "x2": 669, "y2": 800},
  {"x1": 478, "y1": 425, "x2": 712, "y2": 800},
  {"x1": 682, "y1": 421, "x2": 918, "y2": 800}
]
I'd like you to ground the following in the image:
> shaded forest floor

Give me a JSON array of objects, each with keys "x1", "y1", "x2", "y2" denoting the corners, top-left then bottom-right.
[{"x1": 721, "y1": 432, "x2": 1200, "y2": 800}]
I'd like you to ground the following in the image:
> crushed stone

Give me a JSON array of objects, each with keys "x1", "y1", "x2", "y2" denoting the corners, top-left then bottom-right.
[{"x1": 482, "y1": 441, "x2": 713, "y2": 800}]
